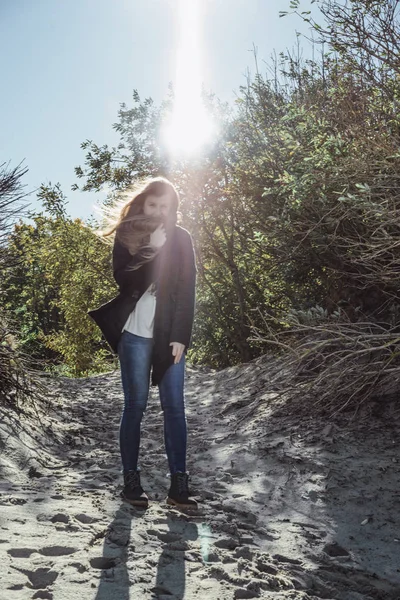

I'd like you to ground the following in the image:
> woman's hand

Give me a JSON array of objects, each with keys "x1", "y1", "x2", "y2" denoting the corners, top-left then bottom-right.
[
  {"x1": 169, "y1": 342, "x2": 185, "y2": 364},
  {"x1": 149, "y1": 224, "x2": 166, "y2": 249}
]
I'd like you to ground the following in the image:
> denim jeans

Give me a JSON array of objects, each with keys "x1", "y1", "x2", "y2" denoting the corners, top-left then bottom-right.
[{"x1": 118, "y1": 331, "x2": 187, "y2": 475}]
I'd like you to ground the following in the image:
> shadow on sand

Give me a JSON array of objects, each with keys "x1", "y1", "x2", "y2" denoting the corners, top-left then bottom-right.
[
  {"x1": 93, "y1": 502, "x2": 134, "y2": 600},
  {"x1": 94, "y1": 502, "x2": 199, "y2": 600},
  {"x1": 152, "y1": 512, "x2": 198, "y2": 598}
]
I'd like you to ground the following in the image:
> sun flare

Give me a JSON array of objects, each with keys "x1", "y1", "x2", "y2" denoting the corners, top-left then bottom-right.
[{"x1": 162, "y1": 0, "x2": 215, "y2": 156}]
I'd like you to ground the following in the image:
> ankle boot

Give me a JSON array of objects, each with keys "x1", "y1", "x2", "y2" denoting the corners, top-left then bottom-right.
[
  {"x1": 122, "y1": 470, "x2": 148, "y2": 507},
  {"x1": 167, "y1": 472, "x2": 197, "y2": 509}
]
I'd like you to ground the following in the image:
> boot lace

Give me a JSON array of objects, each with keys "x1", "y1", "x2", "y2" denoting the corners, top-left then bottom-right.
[
  {"x1": 125, "y1": 471, "x2": 140, "y2": 489},
  {"x1": 176, "y1": 472, "x2": 189, "y2": 495}
]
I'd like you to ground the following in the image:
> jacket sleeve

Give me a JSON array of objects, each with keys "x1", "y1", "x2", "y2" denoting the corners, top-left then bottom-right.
[
  {"x1": 112, "y1": 238, "x2": 151, "y2": 294},
  {"x1": 169, "y1": 231, "x2": 197, "y2": 348}
]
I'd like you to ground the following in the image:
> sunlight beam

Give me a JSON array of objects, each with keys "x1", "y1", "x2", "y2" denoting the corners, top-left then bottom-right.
[{"x1": 162, "y1": 0, "x2": 215, "y2": 156}]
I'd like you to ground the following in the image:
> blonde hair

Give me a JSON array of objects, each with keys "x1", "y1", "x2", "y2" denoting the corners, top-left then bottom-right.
[{"x1": 101, "y1": 177, "x2": 180, "y2": 265}]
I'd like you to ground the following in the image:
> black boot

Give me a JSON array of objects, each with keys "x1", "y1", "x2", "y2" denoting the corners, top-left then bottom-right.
[
  {"x1": 122, "y1": 470, "x2": 148, "y2": 507},
  {"x1": 167, "y1": 472, "x2": 198, "y2": 509}
]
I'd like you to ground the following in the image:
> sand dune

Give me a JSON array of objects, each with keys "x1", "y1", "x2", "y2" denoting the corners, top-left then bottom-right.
[{"x1": 1, "y1": 358, "x2": 400, "y2": 599}]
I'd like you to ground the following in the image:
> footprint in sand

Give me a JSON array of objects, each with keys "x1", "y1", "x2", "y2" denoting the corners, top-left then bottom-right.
[
  {"x1": 32, "y1": 592, "x2": 53, "y2": 599},
  {"x1": 214, "y1": 537, "x2": 239, "y2": 550},
  {"x1": 39, "y1": 546, "x2": 78, "y2": 556},
  {"x1": 147, "y1": 529, "x2": 181, "y2": 543},
  {"x1": 36, "y1": 512, "x2": 70, "y2": 524},
  {"x1": 14, "y1": 567, "x2": 59, "y2": 589},
  {"x1": 69, "y1": 562, "x2": 87, "y2": 574},
  {"x1": 74, "y1": 513, "x2": 101, "y2": 524},
  {"x1": 89, "y1": 557, "x2": 118, "y2": 569},
  {"x1": 8, "y1": 548, "x2": 37, "y2": 558}
]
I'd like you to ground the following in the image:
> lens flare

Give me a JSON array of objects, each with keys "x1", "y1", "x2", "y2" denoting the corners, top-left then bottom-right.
[
  {"x1": 162, "y1": 0, "x2": 215, "y2": 156},
  {"x1": 197, "y1": 523, "x2": 212, "y2": 562}
]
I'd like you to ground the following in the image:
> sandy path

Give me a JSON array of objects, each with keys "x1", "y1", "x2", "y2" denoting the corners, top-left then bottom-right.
[{"x1": 1, "y1": 359, "x2": 400, "y2": 599}]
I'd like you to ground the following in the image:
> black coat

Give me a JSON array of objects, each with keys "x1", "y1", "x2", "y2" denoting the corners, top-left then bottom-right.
[{"x1": 88, "y1": 225, "x2": 196, "y2": 385}]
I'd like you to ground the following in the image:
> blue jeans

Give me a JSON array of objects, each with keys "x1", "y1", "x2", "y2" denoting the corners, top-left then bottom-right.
[{"x1": 118, "y1": 331, "x2": 187, "y2": 475}]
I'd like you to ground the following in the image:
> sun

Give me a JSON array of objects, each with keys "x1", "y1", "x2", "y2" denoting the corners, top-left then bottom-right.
[
  {"x1": 161, "y1": 0, "x2": 215, "y2": 156},
  {"x1": 162, "y1": 99, "x2": 215, "y2": 156}
]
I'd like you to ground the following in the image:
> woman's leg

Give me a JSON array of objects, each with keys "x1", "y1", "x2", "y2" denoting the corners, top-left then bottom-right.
[
  {"x1": 158, "y1": 355, "x2": 187, "y2": 474},
  {"x1": 118, "y1": 331, "x2": 153, "y2": 473}
]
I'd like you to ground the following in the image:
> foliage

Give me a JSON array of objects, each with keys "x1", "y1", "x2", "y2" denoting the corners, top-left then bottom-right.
[
  {"x1": 4, "y1": 0, "x2": 400, "y2": 414},
  {"x1": 64, "y1": 0, "x2": 400, "y2": 388},
  {"x1": 0, "y1": 162, "x2": 46, "y2": 410},
  {"x1": 3, "y1": 184, "x2": 117, "y2": 376},
  {"x1": 242, "y1": 0, "x2": 400, "y2": 412}
]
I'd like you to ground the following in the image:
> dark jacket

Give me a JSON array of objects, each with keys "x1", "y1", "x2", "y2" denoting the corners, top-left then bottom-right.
[{"x1": 88, "y1": 225, "x2": 196, "y2": 385}]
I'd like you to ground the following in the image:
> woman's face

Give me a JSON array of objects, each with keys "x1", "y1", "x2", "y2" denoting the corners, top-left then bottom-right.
[{"x1": 143, "y1": 193, "x2": 172, "y2": 220}]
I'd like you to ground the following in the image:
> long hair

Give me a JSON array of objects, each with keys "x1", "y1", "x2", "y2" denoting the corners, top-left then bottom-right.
[{"x1": 102, "y1": 177, "x2": 180, "y2": 268}]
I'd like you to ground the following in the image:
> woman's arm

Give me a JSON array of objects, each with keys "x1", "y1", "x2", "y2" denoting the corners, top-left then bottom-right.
[{"x1": 169, "y1": 230, "x2": 197, "y2": 349}]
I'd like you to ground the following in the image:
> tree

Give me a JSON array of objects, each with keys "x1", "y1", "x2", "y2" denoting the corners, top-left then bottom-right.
[
  {"x1": 0, "y1": 161, "x2": 44, "y2": 410},
  {"x1": 73, "y1": 92, "x2": 273, "y2": 366},
  {"x1": 4, "y1": 184, "x2": 116, "y2": 375}
]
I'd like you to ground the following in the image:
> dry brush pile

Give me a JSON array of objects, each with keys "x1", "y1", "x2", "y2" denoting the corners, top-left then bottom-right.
[{"x1": 251, "y1": 123, "x2": 400, "y2": 416}]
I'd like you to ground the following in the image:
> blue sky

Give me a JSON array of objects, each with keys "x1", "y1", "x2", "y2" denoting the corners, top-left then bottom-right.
[{"x1": 1, "y1": 0, "x2": 319, "y2": 220}]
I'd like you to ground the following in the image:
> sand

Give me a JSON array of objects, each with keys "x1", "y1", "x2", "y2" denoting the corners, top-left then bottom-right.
[{"x1": 1, "y1": 356, "x2": 400, "y2": 599}]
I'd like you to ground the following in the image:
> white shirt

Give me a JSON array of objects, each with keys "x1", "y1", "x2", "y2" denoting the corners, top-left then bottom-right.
[{"x1": 122, "y1": 283, "x2": 157, "y2": 338}]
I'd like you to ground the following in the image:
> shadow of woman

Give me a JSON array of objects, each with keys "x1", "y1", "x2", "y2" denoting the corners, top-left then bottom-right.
[
  {"x1": 152, "y1": 511, "x2": 199, "y2": 599},
  {"x1": 93, "y1": 501, "x2": 145, "y2": 600}
]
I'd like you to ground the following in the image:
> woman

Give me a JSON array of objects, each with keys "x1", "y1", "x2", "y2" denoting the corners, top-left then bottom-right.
[{"x1": 89, "y1": 177, "x2": 197, "y2": 509}]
